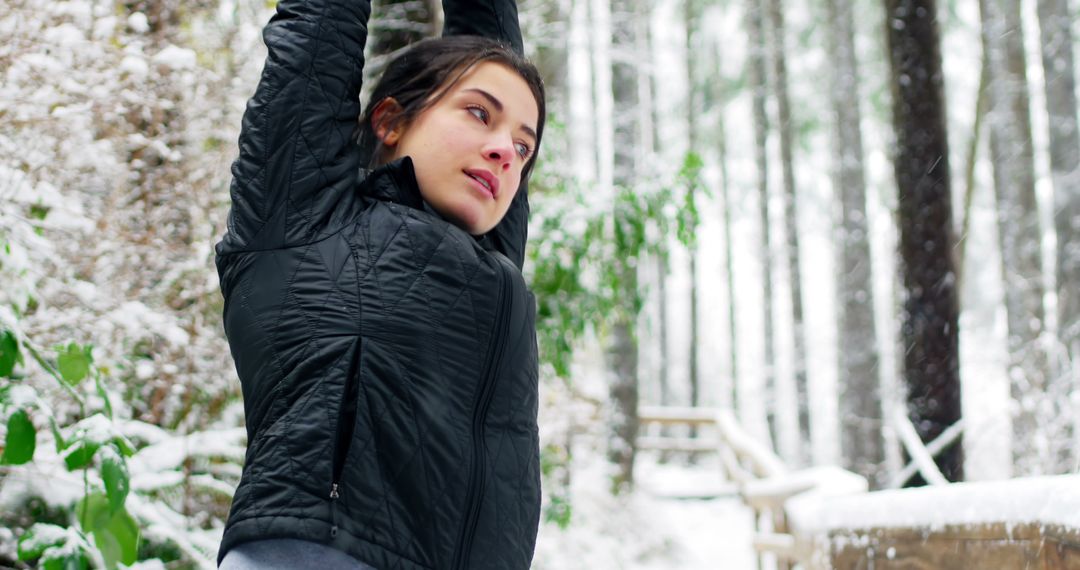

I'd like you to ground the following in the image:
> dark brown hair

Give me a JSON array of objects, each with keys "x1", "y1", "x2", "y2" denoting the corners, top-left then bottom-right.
[{"x1": 357, "y1": 35, "x2": 546, "y2": 180}]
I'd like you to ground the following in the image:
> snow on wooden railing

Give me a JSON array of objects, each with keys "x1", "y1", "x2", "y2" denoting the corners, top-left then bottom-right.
[
  {"x1": 785, "y1": 475, "x2": 1080, "y2": 569},
  {"x1": 639, "y1": 406, "x2": 1080, "y2": 569}
]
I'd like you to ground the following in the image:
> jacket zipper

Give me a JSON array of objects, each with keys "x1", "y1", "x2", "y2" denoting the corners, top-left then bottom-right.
[
  {"x1": 452, "y1": 260, "x2": 513, "y2": 570},
  {"x1": 330, "y1": 338, "x2": 364, "y2": 539}
]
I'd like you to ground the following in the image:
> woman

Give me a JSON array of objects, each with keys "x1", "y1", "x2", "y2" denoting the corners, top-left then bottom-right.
[{"x1": 214, "y1": 0, "x2": 545, "y2": 568}]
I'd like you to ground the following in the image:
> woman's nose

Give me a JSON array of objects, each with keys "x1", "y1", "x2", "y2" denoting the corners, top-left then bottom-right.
[{"x1": 483, "y1": 137, "x2": 514, "y2": 171}]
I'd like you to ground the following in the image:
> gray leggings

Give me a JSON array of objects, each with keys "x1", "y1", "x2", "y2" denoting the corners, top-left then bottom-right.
[{"x1": 219, "y1": 538, "x2": 377, "y2": 570}]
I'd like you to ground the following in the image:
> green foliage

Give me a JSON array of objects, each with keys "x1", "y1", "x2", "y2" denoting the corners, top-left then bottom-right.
[
  {"x1": 77, "y1": 493, "x2": 140, "y2": 569},
  {"x1": 539, "y1": 443, "x2": 572, "y2": 529},
  {"x1": 100, "y1": 448, "x2": 130, "y2": 514},
  {"x1": 17, "y1": 524, "x2": 92, "y2": 570},
  {"x1": 57, "y1": 343, "x2": 92, "y2": 386},
  {"x1": 63, "y1": 441, "x2": 99, "y2": 471},
  {"x1": 544, "y1": 494, "x2": 573, "y2": 530},
  {"x1": 528, "y1": 149, "x2": 708, "y2": 383},
  {"x1": 2, "y1": 407, "x2": 36, "y2": 464},
  {"x1": 0, "y1": 329, "x2": 20, "y2": 377},
  {"x1": 2, "y1": 340, "x2": 141, "y2": 567}
]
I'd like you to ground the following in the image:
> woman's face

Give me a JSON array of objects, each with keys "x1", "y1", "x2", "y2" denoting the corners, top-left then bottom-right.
[{"x1": 381, "y1": 62, "x2": 540, "y2": 235}]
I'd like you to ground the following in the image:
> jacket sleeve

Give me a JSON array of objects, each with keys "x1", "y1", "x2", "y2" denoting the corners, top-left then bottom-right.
[
  {"x1": 217, "y1": 0, "x2": 372, "y2": 255},
  {"x1": 441, "y1": 0, "x2": 523, "y2": 55},
  {"x1": 442, "y1": 0, "x2": 531, "y2": 269}
]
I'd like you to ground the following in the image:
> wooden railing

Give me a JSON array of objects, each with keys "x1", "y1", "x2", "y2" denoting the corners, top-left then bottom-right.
[
  {"x1": 786, "y1": 475, "x2": 1080, "y2": 569},
  {"x1": 637, "y1": 405, "x2": 1080, "y2": 570},
  {"x1": 638, "y1": 406, "x2": 865, "y2": 569}
]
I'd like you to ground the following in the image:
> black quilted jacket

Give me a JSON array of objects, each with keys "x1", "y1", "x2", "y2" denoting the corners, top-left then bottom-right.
[{"x1": 214, "y1": 0, "x2": 541, "y2": 568}]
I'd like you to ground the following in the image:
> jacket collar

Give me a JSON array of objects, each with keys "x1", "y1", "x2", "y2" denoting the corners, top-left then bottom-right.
[
  {"x1": 358, "y1": 157, "x2": 526, "y2": 265},
  {"x1": 359, "y1": 156, "x2": 426, "y2": 211}
]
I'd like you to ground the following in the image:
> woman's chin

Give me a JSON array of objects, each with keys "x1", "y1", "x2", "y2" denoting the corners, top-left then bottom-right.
[{"x1": 437, "y1": 202, "x2": 493, "y2": 236}]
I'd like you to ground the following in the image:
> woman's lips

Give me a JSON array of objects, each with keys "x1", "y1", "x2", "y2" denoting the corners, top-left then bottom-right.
[{"x1": 464, "y1": 169, "x2": 499, "y2": 198}]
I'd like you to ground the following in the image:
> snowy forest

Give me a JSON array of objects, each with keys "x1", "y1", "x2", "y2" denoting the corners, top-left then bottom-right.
[{"x1": 1, "y1": 0, "x2": 1078, "y2": 566}]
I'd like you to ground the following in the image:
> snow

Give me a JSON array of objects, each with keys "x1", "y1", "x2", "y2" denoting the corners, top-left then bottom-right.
[
  {"x1": 534, "y1": 455, "x2": 757, "y2": 570},
  {"x1": 19, "y1": 524, "x2": 69, "y2": 552},
  {"x1": 107, "y1": 302, "x2": 190, "y2": 346},
  {"x1": 120, "y1": 54, "x2": 150, "y2": 79},
  {"x1": 128, "y1": 427, "x2": 246, "y2": 475},
  {"x1": 127, "y1": 12, "x2": 150, "y2": 34},
  {"x1": 66, "y1": 413, "x2": 120, "y2": 446},
  {"x1": 743, "y1": 465, "x2": 867, "y2": 507},
  {"x1": 153, "y1": 45, "x2": 197, "y2": 70},
  {"x1": 787, "y1": 475, "x2": 1080, "y2": 535}
]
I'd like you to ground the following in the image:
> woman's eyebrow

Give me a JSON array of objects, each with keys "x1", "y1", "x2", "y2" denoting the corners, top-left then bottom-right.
[{"x1": 463, "y1": 87, "x2": 538, "y2": 142}]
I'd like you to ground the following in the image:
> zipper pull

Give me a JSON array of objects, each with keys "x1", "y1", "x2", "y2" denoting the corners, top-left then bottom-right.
[{"x1": 330, "y1": 483, "x2": 340, "y2": 538}]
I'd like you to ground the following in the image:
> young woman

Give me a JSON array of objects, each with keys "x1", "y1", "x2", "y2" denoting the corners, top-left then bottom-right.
[{"x1": 214, "y1": 0, "x2": 545, "y2": 568}]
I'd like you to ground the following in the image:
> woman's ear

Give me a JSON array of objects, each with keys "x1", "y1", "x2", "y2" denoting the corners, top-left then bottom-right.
[{"x1": 371, "y1": 97, "x2": 405, "y2": 146}]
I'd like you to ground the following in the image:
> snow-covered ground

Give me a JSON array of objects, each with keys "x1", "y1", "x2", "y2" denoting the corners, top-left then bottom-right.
[{"x1": 534, "y1": 453, "x2": 757, "y2": 570}]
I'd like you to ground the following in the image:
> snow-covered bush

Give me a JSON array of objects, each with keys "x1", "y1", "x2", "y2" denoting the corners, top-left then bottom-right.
[{"x1": 0, "y1": 0, "x2": 268, "y2": 566}]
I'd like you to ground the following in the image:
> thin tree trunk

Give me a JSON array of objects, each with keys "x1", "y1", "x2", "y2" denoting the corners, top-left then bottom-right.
[
  {"x1": 685, "y1": 0, "x2": 700, "y2": 417},
  {"x1": 640, "y1": 2, "x2": 670, "y2": 410},
  {"x1": 767, "y1": 0, "x2": 808, "y2": 466},
  {"x1": 979, "y1": 0, "x2": 1055, "y2": 475},
  {"x1": 607, "y1": 0, "x2": 640, "y2": 492},
  {"x1": 369, "y1": 0, "x2": 436, "y2": 54},
  {"x1": 1036, "y1": 0, "x2": 1080, "y2": 460},
  {"x1": 710, "y1": 32, "x2": 739, "y2": 415},
  {"x1": 885, "y1": 0, "x2": 963, "y2": 484},
  {"x1": 747, "y1": 0, "x2": 777, "y2": 450},
  {"x1": 956, "y1": 54, "x2": 990, "y2": 291},
  {"x1": 828, "y1": 0, "x2": 884, "y2": 487},
  {"x1": 589, "y1": 0, "x2": 615, "y2": 193},
  {"x1": 657, "y1": 255, "x2": 671, "y2": 407}
]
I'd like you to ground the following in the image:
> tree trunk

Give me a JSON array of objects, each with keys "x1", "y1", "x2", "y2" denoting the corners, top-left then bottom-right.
[
  {"x1": 827, "y1": 0, "x2": 884, "y2": 487},
  {"x1": 979, "y1": 0, "x2": 1057, "y2": 475},
  {"x1": 370, "y1": 0, "x2": 437, "y2": 55},
  {"x1": 640, "y1": 2, "x2": 670, "y2": 410},
  {"x1": 709, "y1": 31, "x2": 739, "y2": 415},
  {"x1": 957, "y1": 54, "x2": 990, "y2": 291},
  {"x1": 767, "y1": 0, "x2": 808, "y2": 466},
  {"x1": 746, "y1": 0, "x2": 777, "y2": 450},
  {"x1": 607, "y1": 0, "x2": 640, "y2": 492},
  {"x1": 589, "y1": 0, "x2": 615, "y2": 192},
  {"x1": 1036, "y1": 0, "x2": 1080, "y2": 452},
  {"x1": 657, "y1": 255, "x2": 671, "y2": 407},
  {"x1": 885, "y1": 0, "x2": 963, "y2": 484},
  {"x1": 685, "y1": 0, "x2": 700, "y2": 417}
]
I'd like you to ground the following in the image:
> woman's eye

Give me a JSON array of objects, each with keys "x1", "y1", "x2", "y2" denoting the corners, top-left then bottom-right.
[
  {"x1": 514, "y1": 142, "x2": 531, "y2": 159},
  {"x1": 467, "y1": 105, "x2": 489, "y2": 123}
]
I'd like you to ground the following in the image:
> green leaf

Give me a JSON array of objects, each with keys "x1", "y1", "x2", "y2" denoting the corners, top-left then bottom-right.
[
  {"x1": 42, "y1": 555, "x2": 90, "y2": 570},
  {"x1": 2, "y1": 408, "x2": 36, "y2": 465},
  {"x1": 0, "y1": 329, "x2": 19, "y2": 377},
  {"x1": 63, "y1": 440, "x2": 100, "y2": 471},
  {"x1": 100, "y1": 449, "x2": 129, "y2": 513},
  {"x1": 77, "y1": 493, "x2": 111, "y2": 532},
  {"x1": 57, "y1": 343, "x2": 91, "y2": 385},
  {"x1": 76, "y1": 493, "x2": 138, "y2": 569},
  {"x1": 95, "y1": 375, "x2": 113, "y2": 419},
  {"x1": 17, "y1": 523, "x2": 66, "y2": 560},
  {"x1": 112, "y1": 435, "x2": 135, "y2": 457},
  {"x1": 101, "y1": 505, "x2": 139, "y2": 567},
  {"x1": 49, "y1": 415, "x2": 65, "y2": 452}
]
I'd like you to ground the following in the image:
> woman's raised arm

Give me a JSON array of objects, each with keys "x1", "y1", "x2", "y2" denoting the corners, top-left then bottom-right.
[
  {"x1": 217, "y1": 0, "x2": 372, "y2": 255},
  {"x1": 441, "y1": 0, "x2": 524, "y2": 55}
]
